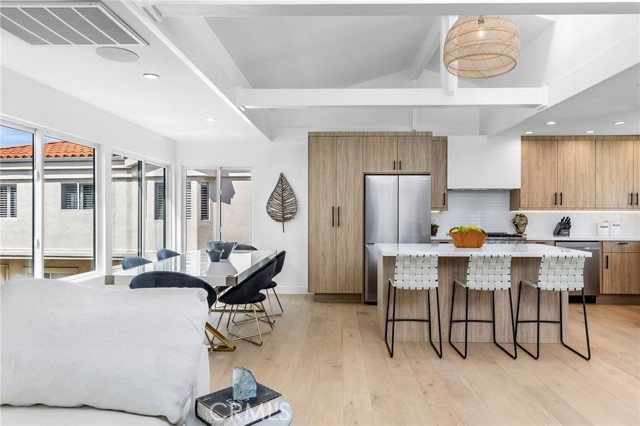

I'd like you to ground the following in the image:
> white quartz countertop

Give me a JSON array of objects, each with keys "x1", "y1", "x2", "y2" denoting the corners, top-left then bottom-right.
[
  {"x1": 376, "y1": 243, "x2": 592, "y2": 257},
  {"x1": 432, "y1": 235, "x2": 640, "y2": 242}
]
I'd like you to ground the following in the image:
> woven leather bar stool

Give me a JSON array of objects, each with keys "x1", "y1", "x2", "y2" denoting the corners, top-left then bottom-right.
[
  {"x1": 515, "y1": 255, "x2": 591, "y2": 361},
  {"x1": 449, "y1": 254, "x2": 517, "y2": 359},
  {"x1": 384, "y1": 254, "x2": 442, "y2": 358}
]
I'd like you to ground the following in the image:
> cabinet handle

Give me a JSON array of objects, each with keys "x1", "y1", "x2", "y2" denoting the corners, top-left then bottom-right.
[
  {"x1": 560, "y1": 192, "x2": 563, "y2": 206},
  {"x1": 337, "y1": 206, "x2": 340, "y2": 227},
  {"x1": 443, "y1": 193, "x2": 446, "y2": 206},
  {"x1": 399, "y1": 160, "x2": 402, "y2": 170},
  {"x1": 554, "y1": 193, "x2": 557, "y2": 206},
  {"x1": 605, "y1": 254, "x2": 608, "y2": 269},
  {"x1": 630, "y1": 193, "x2": 634, "y2": 206},
  {"x1": 617, "y1": 242, "x2": 629, "y2": 245},
  {"x1": 331, "y1": 207, "x2": 335, "y2": 227},
  {"x1": 636, "y1": 192, "x2": 639, "y2": 206},
  {"x1": 393, "y1": 160, "x2": 396, "y2": 170}
]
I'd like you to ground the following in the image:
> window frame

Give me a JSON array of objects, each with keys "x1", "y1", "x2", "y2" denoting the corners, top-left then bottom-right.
[{"x1": 0, "y1": 184, "x2": 18, "y2": 218}]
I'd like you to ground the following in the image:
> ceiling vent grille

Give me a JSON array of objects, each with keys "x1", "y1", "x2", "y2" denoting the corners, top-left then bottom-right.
[{"x1": 0, "y1": 2, "x2": 146, "y2": 46}]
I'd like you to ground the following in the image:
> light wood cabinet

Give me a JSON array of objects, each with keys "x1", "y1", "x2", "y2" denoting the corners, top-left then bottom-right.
[
  {"x1": 635, "y1": 140, "x2": 640, "y2": 208},
  {"x1": 601, "y1": 242, "x2": 640, "y2": 295},
  {"x1": 364, "y1": 135, "x2": 396, "y2": 173},
  {"x1": 308, "y1": 135, "x2": 363, "y2": 295},
  {"x1": 595, "y1": 138, "x2": 635, "y2": 209},
  {"x1": 364, "y1": 132, "x2": 431, "y2": 173},
  {"x1": 398, "y1": 135, "x2": 429, "y2": 173},
  {"x1": 515, "y1": 136, "x2": 595, "y2": 209},
  {"x1": 431, "y1": 136, "x2": 448, "y2": 210}
]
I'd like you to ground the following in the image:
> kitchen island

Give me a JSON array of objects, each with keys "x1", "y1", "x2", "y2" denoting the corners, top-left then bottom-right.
[{"x1": 376, "y1": 243, "x2": 591, "y2": 344}]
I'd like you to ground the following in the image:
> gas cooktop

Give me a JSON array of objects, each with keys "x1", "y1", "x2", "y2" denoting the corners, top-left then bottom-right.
[{"x1": 486, "y1": 232, "x2": 523, "y2": 238}]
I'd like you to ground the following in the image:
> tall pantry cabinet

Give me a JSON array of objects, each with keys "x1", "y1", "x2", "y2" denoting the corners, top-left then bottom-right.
[{"x1": 308, "y1": 135, "x2": 364, "y2": 297}]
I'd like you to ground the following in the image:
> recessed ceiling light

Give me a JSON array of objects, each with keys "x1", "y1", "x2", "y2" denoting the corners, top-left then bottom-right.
[
  {"x1": 143, "y1": 73, "x2": 159, "y2": 80},
  {"x1": 613, "y1": 121, "x2": 625, "y2": 125},
  {"x1": 585, "y1": 130, "x2": 595, "y2": 134},
  {"x1": 205, "y1": 117, "x2": 216, "y2": 122},
  {"x1": 524, "y1": 131, "x2": 533, "y2": 134},
  {"x1": 546, "y1": 121, "x2": 556, "y2": 125}
]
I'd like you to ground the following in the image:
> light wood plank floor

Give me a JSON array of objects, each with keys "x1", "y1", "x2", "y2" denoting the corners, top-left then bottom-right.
[{"x1": 207, "y1": 296, "x2": 640, "y2": 425}]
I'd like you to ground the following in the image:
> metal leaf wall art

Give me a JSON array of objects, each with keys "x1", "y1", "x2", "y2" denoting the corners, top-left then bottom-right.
[{"x1": 266, "y1": 173, "x2": 298, "y2": 232}]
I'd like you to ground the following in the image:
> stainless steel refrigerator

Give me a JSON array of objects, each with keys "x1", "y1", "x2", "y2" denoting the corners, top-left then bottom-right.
[{"x1": 364, "y1": 175, "x2": 431, "y2": 303}]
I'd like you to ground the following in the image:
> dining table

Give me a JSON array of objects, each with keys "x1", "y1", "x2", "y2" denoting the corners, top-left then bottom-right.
[
  {"x1": 112, "y1": 249, "x2": 278, "y2": 351},
  {"x1": 112, "y1": 249, "x2": 277, "y2": 287}
]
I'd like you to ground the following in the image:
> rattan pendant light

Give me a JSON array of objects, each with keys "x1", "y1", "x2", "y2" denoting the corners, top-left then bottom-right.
[{"x1": 443, "y1": 15, "x2": 520, "y2": 79}]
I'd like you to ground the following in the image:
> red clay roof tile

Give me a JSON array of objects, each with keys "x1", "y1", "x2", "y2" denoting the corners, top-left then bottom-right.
[{"x1": 0, "y1": 141, "x2": 94, "y2": 159}]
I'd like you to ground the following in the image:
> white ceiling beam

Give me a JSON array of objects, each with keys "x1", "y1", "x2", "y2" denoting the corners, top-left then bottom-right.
[
  {"x1": 239, "y1": 87, "x2": 546, "y2": 109},
  {"x1": 148, "y1": 1, "x2": 640, "y2": 17},
  {"x1": 440, "y1": 16, "x2": 458, "y2": 95},
  {"x1": 408, "y1": 22, "x2": 441, "y2": 80}
]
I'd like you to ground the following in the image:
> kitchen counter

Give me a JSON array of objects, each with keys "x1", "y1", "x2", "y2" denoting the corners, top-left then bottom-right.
[
  {"x1": 376, "y1": 243, "x2": 591, "y2": 257},
  {"x1": 375, "y1": 243, "x2": 579, "y2": 346},
  {"x1": 432, "y1": 235, "x2": 640, "y2": 242}
]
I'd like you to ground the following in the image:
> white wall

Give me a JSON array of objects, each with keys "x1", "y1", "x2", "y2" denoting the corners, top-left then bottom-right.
[
  {"x1": 1, "y1": 68, "x2": 176, "y2": 161},
  {"x1": 177, "y1": 138, "x2": 308, "y2": 294}
]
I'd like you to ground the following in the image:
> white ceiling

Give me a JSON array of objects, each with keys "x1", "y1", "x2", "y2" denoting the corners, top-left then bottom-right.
[{"x1": 1, "y1": 0, "x2": 638, "y2": 143}]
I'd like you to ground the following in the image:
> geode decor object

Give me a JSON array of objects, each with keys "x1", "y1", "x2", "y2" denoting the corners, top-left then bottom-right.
[
  {"x1": 513, "y1": 213, "x2": 528, "y2": 235},
  {"x1": 232, "y1": 367, "x2": 257, "y2": 400}
]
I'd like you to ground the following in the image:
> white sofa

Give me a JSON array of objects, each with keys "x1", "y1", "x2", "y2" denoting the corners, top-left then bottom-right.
[{"x1": 1, "y1": 278, "x2": 210, "y2": 425}]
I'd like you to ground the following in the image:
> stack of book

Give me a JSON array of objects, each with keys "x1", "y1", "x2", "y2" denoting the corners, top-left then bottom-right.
[{"x1": 196, "y1": 383, "x2": 282, "y2": 426}]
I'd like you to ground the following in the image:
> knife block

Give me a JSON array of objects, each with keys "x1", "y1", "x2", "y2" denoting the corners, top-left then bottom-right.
[{"x1": 553, "y1": 222, "x2": 570, "y2": 237}]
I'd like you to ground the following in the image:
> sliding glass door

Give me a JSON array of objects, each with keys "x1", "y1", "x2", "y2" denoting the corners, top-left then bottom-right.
[{"x1": 185, "y1": 167, "x2": 251, "y2": 250}]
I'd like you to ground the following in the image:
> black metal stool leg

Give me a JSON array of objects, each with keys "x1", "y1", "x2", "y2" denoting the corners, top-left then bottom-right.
[
  {"x1": 449, "y1": 282, "x2": 469, "y2": 359},
  {"x1": 426, "y1": 288, "x2": 442, "y2": 358},
  {"x1": 560, "y1": 289, "x2": 591, "y2": 360},
  {"x1": 384, "y1": 281, "x2": 394, "y2": 357},
  {"x1": 434, "y1": 288, "x2": 443, "y2": 358},
  {"x1": 491, "y1": 290, "x2": 517, "y2": 359},
  {"x1": 516, "y1": 282, "x2": 541, "y2": 360}
]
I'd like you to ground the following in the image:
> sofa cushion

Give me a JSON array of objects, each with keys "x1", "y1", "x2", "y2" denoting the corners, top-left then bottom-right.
[{"x1": 1, "y1": 278, "x2": 209, "y2": 425}]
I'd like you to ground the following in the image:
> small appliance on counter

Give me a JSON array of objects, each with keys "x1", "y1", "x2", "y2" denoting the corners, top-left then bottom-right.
[{"x1": 553, "y1": 217, "x2": 571, "y2": 236}]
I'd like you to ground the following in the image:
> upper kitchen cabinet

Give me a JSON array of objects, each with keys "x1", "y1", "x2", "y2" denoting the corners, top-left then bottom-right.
[
  {"x1": 364, "y1": 132, "x2": 431, "y2": 173},
  {"x1": 595, "y1": 136, "x2": 639, "y2": 209},
  {"x1": 431, "y1": 136, "x2": 448, "y2": 210},
  {"x1": 308, "y1": 134, "x2": 364, "y2": 297},
  {"x1": 514, "y1": 136, "x2": 595, "y2": 210}
]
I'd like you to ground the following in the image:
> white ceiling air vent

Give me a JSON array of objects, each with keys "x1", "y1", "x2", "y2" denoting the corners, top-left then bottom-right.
[{"x1": 0, "y1": 2, "x2": 146, "y2": 46}]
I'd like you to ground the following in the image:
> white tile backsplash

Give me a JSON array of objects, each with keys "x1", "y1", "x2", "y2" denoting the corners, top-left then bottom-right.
[{"x1": 431, "y1": 191, "x2": 640, "y2": 238}]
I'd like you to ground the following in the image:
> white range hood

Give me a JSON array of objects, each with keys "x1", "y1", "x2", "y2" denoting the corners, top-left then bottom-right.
[{"x1": 447, "y1": 135, "x2": 521, "y2": 190}]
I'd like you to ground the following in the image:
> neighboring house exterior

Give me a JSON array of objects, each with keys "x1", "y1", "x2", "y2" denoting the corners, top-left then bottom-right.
[
  {"x1": 0, "y1": 141, "x2": 166, "y2": 282},
  {"x1": 0, "y1": 142, "x2": 251, "y2": 283}
]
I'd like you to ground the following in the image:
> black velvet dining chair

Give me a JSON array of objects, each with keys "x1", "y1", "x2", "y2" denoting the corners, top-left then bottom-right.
[
  {"x1": 129, "y1": 271, "x2": 235, "y2": 351},
  {"x1": 157, "y1": 248, "x2": 180, "y2": 260},
  {"x1": 235, "y1": 244, "x2": 258, "y2": 251},
  {"x1": 215, "y1": 258, "x2": 277, "y2": 346},
  {"x1": 263, "y1": 250, "x2": 286, "y2": 318},
  {"x1": 121, "y1": 256, "x2": 152, "y2": 270}
]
